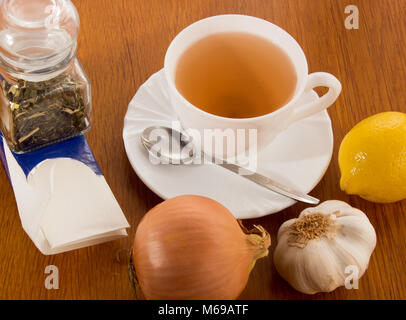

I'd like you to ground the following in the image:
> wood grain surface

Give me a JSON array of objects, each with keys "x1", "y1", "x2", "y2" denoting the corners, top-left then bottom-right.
[{"x1": 0, "y1": 0, "x2": 405, "y2": 300}]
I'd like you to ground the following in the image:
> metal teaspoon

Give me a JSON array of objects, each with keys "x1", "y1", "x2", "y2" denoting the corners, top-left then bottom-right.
[{"x1": 141, "y1": 125, "x2": 320, "y2": 205}]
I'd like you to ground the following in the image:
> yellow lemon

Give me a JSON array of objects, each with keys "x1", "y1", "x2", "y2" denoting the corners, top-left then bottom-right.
[{"x1": 339, "y1": 111, "x2": 406, "y2": 203}]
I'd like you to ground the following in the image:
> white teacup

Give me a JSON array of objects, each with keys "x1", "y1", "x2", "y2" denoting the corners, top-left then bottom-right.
[{"x1": 164, "y1": 14, "x2": 341, "y2": 159}]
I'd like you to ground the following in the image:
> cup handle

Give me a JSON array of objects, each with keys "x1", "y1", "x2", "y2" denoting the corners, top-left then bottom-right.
[{"x1": 288, "y1": 72, "x2": 342, "y2": 125}]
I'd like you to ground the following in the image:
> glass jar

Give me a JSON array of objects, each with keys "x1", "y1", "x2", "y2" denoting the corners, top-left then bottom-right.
[{"x1": 0, "y1": 0, "x2": 91, "y2": 153}]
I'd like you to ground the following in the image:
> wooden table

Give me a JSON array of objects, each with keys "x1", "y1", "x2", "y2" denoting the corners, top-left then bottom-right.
[{"x1": 0, "y1": 0, "x2": 405, "y2": 300}]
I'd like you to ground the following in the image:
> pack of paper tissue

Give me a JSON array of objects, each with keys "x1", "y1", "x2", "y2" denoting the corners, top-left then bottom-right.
[{"x1": 0, "y1": 134, "x2": 129, "y2": 255}]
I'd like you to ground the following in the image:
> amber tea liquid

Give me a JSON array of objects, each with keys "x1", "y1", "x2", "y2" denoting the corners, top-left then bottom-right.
[{"x1": 175, "y1": 32, "x2": 297, "y2": 118}]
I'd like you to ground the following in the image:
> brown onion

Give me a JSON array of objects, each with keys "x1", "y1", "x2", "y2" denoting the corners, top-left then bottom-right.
[{"x1": 132, "y1": 195, "x2": 271, "y2": 300}]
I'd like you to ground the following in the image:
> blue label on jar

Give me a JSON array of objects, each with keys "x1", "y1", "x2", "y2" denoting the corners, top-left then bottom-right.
[{"x1": 0, "y1": 133, "x2": 102, "y2": 178}]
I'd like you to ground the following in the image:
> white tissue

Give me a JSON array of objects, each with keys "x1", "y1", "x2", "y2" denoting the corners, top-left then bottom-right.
[{"x1": 3, "y1": 139, "x2": 129, "y2": 254}]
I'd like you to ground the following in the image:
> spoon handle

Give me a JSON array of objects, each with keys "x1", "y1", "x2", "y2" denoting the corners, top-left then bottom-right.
[{"x1": 218, "y1": 162, "x2": 320, "y2": 205}]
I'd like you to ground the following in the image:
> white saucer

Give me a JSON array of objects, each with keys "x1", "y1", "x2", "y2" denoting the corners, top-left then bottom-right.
[{"x1": 123, "y1": 70, "x2": 333, "y2": 219}]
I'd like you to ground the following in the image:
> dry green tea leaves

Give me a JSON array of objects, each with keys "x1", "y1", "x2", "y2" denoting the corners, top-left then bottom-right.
[{"x1": 1, "y1": 73, "x2": 89, "y2": 152}]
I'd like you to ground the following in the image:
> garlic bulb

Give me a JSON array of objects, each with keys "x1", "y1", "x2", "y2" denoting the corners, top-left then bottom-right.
[{"x1": 273, "y1": 200, "x2": 376, "y2": 294}]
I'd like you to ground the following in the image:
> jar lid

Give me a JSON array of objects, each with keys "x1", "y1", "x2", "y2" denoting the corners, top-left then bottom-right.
[{"x1": 0, "y1": 0, "x2": 80, "y2": 79}]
